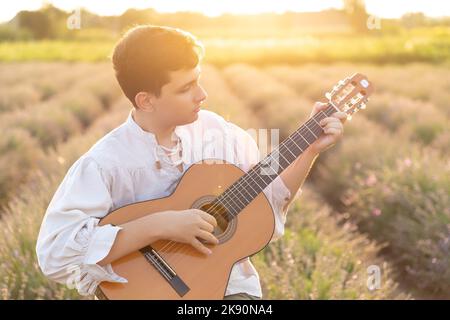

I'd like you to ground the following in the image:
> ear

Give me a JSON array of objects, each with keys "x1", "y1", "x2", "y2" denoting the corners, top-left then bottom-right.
[{"x1": 134, "y1": 91, "x2": 155, "y2": 112}]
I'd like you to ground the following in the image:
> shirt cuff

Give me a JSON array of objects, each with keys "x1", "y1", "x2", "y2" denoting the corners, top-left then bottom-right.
[
  {"x1": 84, "y1": 223, "x2": 123, "y2": 265},
  {"x1": 74, "y1": 222, "x2": 128, "y2": 295}
]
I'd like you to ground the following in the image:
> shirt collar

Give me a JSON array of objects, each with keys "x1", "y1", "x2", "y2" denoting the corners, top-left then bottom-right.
[
  {"x1": 124, "y1": 109, "x2": 195, "y2": 168},
  {"x1": 125, "y1": 108, "x2": 188, "y2": 146}
]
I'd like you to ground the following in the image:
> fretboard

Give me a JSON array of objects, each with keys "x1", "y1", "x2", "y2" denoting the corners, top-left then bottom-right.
[{"x1": 214, "y1": 103, "x2": 337, "y2": 217}]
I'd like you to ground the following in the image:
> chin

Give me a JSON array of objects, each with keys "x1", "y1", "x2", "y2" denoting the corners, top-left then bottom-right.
[{"x1": 180, "y1": 113, "x2": 198, "y2": 125}]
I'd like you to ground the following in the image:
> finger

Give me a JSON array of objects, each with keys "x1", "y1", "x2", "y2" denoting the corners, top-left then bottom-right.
[
  {"x1": 199, "y1": 219, "x2": 214, "y2": 233},
  {"x1": 197, "y1": 210, "x2": 218, "y2": 227},
  {"x1": 324, "y1": 122, "x2": 344, "y2": 131},
  {"x1": 313, "y1": 102, "x2": 328, "y2": 113},
  {"x1": 323, "y1": 127, "x2": 342, "y2": 135},
  {"x1": 197, "y1": 230, "x2": 219, "y2": 245},
  {"x1": 319, "y1": 117, "x2": 337, "y2": 126},
  {"x1": 311, "y1": 101, "x2": 328, "y2": 117},
  {"x1": 323, "y1": 127, "x2": 343, "y2": 135},
  {"x1": 314, "y1": 101, "x2": 328, "y2": 109},
  {"x1": 191, "y1": 238, "x2": 212, "y2": 255},
  {"x1": 332, "y1": 112, "x2": 348, "y2": 123}
]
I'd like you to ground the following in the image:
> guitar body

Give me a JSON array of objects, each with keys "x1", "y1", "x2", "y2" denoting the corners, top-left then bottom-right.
[{"x1": 97, "y1": 160, "x2": 276, "y2": 300}]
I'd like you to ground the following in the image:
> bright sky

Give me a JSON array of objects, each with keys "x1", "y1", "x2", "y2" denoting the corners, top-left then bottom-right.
[{"x1": 1, "y1": 0, "x2": 449, "y2": 23}]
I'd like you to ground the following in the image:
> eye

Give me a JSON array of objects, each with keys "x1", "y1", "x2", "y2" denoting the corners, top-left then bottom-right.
[{"x1": 180, "y1": 85, "x2": 191, "y2": 93}]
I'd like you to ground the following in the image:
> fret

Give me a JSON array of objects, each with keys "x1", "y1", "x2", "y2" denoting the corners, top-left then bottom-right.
[
  {"x1": 283, "y1": 137, "x2": 299, "y2": 158},
  {"x1": 305, "y1": 124, "x2": 318, "y2": 139},
  {"x1": 310, "y1": 117, "x2": 322, "y2": 128},
  {"x1": 231, "y1": 190, "x2": 249, "y2": 208}
]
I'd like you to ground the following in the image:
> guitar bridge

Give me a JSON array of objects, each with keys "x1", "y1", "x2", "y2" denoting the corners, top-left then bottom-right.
[{"x1": 139, "y1": 245, "x2": 190, "y2": 297}]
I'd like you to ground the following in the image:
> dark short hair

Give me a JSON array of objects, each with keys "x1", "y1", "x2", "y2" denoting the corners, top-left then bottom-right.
[{"x1": 111, "y1": 25, "x2": 205, "y2": 107}]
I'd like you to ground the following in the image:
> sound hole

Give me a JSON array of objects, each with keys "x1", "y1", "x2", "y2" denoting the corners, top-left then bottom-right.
[{"x1": 199, "y1": 202, "x2": 233, "y2": 238}]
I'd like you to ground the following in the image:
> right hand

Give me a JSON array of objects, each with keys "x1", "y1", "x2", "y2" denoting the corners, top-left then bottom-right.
[{"x1": 160, "y1": 209, "x2": 219, "y2": 255}]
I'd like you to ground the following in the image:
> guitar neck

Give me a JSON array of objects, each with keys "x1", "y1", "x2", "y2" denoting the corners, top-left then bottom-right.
[{"x1": 215, "y1": 103, "x2": 337, "y2": 217}]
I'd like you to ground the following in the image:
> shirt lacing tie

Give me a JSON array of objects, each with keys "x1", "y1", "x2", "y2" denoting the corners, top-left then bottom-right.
[{"x1": 153, "y1": 136, "x2": 183, "y2": 170}]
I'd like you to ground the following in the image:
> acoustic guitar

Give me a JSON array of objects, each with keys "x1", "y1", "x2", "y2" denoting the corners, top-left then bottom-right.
[{"x1": 96, "y1": 73, "x2": 373, "y2": 299}]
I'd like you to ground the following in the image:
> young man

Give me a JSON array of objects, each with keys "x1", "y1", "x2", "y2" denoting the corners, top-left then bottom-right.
[{"x1": 36, "y1": 25, "x2": 346, "y2": 300}]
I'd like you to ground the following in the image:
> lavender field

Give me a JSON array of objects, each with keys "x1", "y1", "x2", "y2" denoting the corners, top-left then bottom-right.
[{"x1": 0, "y1": 61, "x2": 448, "y2": 299}]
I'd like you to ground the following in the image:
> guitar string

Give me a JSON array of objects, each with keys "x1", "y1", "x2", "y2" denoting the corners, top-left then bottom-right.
[
  {"x1": 155, "y1": 108, "x2": 333, "y2": 260},
  {"x1": 140, "y1": 83, "x2": 364, "y2": 282},
  {"x1": 156, "y1": 109, "x2": 332, "y2": 262},
  {"x1": 139, "y1": 112, "x2": 327, "y2": 283},
  {"x1": 153, "y1": 108, "x2": 333, "y2": 263}
]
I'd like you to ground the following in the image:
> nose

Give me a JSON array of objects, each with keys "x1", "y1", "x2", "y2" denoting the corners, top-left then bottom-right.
[{"x1": 195, "y1": 85, "x2": 208, "y2": 104}]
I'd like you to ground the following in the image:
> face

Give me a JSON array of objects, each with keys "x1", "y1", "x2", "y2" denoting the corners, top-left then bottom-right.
[{"x1": 148, "y1": 64, "x2": 207, "y2": 127}]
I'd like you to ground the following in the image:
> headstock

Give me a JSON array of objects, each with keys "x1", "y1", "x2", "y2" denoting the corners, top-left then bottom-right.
[{"x1": 325, "y1": 73, "x2": 374, "y2": 120}]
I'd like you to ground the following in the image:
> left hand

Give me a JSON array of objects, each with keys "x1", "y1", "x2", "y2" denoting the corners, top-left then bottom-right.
[{"x1": 308, "y1": 101, "x2": 347, "y2": 154}]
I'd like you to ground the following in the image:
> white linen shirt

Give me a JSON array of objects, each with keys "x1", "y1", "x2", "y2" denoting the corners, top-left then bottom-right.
[{"x1": 36, "y1": 108, "x2": 301, "y2": 298}]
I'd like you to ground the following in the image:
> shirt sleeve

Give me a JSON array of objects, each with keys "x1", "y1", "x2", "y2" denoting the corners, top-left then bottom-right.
[
  {"x1": 36, "y1": 156, "x2": 127, "y2": 296},
  {"x1": 226, "y1": 122, "x2": 302, "y2": 242}
]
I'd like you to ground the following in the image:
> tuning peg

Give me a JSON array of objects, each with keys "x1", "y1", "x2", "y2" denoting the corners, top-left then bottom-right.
[
  {"x1": 325, "y1": 92, "x2": 331, "y2": 99},
  {"x1": 347, "y1": 114, "x2": 353, "y2": 121},
  {"x1": 360, "y1": 79, "x2": 369, "y2": 88},
  {"x1": 359, "y1": 102, "x2": 366, "y2": 109}
]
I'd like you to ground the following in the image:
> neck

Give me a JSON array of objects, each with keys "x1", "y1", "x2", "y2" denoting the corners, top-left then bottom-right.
[
  {"x1": 213, "y1": 103, "x2": 337, "y2": 217},
  {"x1": 132, "y1": 108, "x2": 177, "y2": 146}
]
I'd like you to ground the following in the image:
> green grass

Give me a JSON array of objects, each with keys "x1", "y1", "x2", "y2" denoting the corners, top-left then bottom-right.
[
  {"x1": 0, "y1": 28, "x2": 449, "y2": 64},
  {"x1": 0, "y1": 41, "x2": 114, "y2": 62}
]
